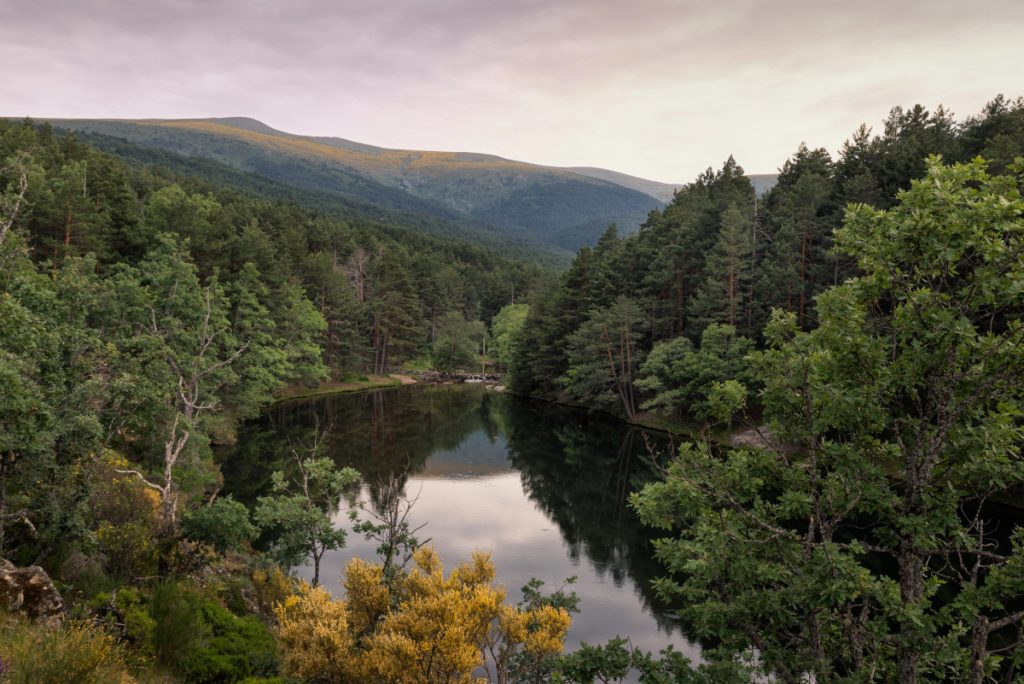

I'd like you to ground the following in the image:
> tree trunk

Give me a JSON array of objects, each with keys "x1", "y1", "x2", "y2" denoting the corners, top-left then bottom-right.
[
  {"x1": 897, "y1": 541, "x2": 923, "y2": 684},
  {"x1": 968, "y1": 616, "x2": 990, "y2": 684},
  {"x1": 63, "y1": 203, "x2": 73, "y2": 250},
  {"x1": 799, "y1": 233, "x2": 808, "y2": 323}
]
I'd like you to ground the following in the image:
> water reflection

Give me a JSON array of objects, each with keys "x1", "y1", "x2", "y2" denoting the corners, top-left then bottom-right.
[{"x1": 219, "y1": 384, "x2": 694, "y2": 656}]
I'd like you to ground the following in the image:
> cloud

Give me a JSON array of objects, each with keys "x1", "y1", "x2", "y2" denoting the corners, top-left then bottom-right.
[{"x1": 2, "y1": 0, "x2": 1021, "y2": 180}]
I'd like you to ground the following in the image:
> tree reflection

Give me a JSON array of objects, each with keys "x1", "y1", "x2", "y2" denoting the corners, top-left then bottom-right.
[
  {"x1": 219, "y1": 385, "x2": 685, "y2": 636},
  {"x1": 219, "y1": 385, "x2": 492, "y2": 508},
  {"x1": 495, "y1": 395, "x2": 682, "y2": 634}
]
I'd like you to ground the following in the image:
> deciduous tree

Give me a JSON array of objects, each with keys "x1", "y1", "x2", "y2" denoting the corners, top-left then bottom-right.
[{"x1": 255, "y1": 426, "x2": 359, "y2": 585}]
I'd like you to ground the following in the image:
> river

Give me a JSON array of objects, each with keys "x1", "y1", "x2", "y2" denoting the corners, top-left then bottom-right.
[{"x1": 218, "y1": 383, "x2": 698, "y2": 660}]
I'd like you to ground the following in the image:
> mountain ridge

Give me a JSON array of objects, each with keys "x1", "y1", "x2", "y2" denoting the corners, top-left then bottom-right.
[{"x1": 30, "y1": 116, "x2": 777, "y2": 251}]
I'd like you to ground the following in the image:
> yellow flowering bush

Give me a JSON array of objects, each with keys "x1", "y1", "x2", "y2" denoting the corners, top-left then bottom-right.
[
  {"x1": 87, "y1": 451, "x2": 163, "y2": 579},
  {"x1": 274, "y1": 582, "x2": 357, "y2": 682},
  {"x1": 252, "y1": 564, "x2": 295, "y2": 618},
  {"x1": 273, "y1": 546, "x2": 571, "y2": 683},
  {"x1": 0, "y1": 617, "x2": 137, "y2": 684}
]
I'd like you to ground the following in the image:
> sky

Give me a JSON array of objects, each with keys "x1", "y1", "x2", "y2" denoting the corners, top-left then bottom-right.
[{"x1": 2, "y1": 0, "x2": 1022, "y2": 182}]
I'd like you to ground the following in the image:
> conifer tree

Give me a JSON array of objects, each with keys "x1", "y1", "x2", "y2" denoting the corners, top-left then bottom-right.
[{"x1": 692, "y1": 203, "x2": 755, "y2": 335}]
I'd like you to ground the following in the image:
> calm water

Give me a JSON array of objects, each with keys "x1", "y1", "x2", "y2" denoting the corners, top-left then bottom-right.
[{"x1": 219, "y1": 384, "x2": 697, "y2": 658}]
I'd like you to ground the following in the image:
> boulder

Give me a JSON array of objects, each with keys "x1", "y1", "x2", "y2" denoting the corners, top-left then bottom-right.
[{"x1": 0, "y1": 558, "x2": 65, "y2": 626}]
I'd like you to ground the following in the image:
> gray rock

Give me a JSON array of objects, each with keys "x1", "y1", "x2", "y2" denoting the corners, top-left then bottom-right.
[{"x1": 0, "y1": 558, "x2": 65, "y2": 626}]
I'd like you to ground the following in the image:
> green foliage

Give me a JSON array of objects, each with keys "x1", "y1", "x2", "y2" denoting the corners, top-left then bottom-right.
[
  {"x1": 490, "y1": 302, "x2": 529, "y2": 371},
  {"x1": 150, "y1": 580, "x2": 203, "y2": 668},
  {"x1": 254, "y1": 441, "x2": 359, "y2": 585},
  {"x1": 0, "y1": 116, "x2": 548, "y2": 565},
  {"x1": 149, "y1": 580, "x2": 279, "y2": 683},
  {"x1": 511, "y1": 98, "x2": 1024, "y2": 425},
  {"x1": 691, "y1": 202, "x2": 755, "y2": 334},
  {"x1": 562, "y1": 296, "x2": 646, "y2": 418},
  {"x1": 430, "y1": 311, "x2": 486, "y2": 371},
  {"x1": 632, "y1": 158, "x2": 1024, "y2": 682},
  {"x1": 113, "y1": 587, "x2": 158, "y2": 655},
  {"x1": 636, "y1": 324, "x2": 755, "y2": 424},
  {"x1": 179, "y1": 598, "x2": 278, "y2": 684},
  {"x1": 181, "y1": 496, "x2": 258, "y2": 553},
  {"x1": 551, "y1": 638, "x2": 748, "y2": 683}
]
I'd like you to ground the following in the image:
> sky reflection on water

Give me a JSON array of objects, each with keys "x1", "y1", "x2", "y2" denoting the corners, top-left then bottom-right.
[{"x1": 224, "y1": 385, "x2": 696, "y2": 658}]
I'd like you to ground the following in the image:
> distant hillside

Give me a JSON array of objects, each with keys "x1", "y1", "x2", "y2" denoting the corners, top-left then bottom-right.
[
  {"x1": 571, "y1": 166, "x2": 778, "y2": 202},
  {"x1": 70, "y1": 129, "x2": 567, "y2": 266},
  {"x1": 566, "y1": 166, "x2": 681, "y2": 203},
  {"x1": 38, "y1": 117, "x2": 668, "y2": 252}
]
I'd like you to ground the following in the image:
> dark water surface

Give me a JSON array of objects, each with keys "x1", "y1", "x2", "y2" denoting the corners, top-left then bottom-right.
[{"x1": 219, "y1": 384, "x2": 697, "y2": 658}]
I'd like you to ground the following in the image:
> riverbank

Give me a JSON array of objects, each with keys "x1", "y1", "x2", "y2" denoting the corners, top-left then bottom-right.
[
  {"x1": 276, "y1": 375, "x2": 763, "y2": 449},
  {"x1": 273, "y1": 374, "x2": 413, "y2": 402}
]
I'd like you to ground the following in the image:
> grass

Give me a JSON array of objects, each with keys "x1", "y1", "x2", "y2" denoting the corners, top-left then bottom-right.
[
  {"x1": 401, "y1": 356, "x2": 434, "y2": 372},
  {"x1": 273, "y1": 374, "x2": 404, "y2": 403}
]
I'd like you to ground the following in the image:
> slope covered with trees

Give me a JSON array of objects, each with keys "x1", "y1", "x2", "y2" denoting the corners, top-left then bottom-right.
[
  {"x1": 0, "y1": 117, "x2": 569, "y2": 682},
  {"x1": 0, "y1": 115, "x2": 546, "y2": 577},
  {"x1": 37, "y1": 117, "x2": 669, "y2": 253},
  {"x1": 506, "y1": 95, "x2": 1024, "y2": 681},
  {"x1": 511, "y1": 97, "x2": 1024, "y2": 419}
]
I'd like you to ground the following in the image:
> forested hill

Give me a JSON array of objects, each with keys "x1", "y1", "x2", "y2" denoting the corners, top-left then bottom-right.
[
  {"x1": 67, "y1": 128, "x2": 565, "y2": 267},
  {"x1": 31, "y1": 117, "x2": 669, "y2": 253},
  {"x1": 511, "y1": 96, "x2": 1024, "y2": 414}
]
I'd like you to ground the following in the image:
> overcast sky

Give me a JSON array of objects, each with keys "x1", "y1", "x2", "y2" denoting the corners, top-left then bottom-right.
[{"x1": 2, "y1": 0, "x2": 1022, "y2": 182}]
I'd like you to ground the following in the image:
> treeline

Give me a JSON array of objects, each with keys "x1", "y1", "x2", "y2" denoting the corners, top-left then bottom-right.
[
  {"x1": 511, "y1": 96, "x2": 1024, "y2": 419},
  {"x1": 506, "y1": 94, "x2": 1024, "y2": 681}
]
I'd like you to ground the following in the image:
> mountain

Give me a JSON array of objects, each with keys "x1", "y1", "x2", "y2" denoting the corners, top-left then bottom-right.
[
  {"x1": 566, "y1": 166, "x2": 681, "y2": 203},
  {"x1": 573, "y1": 166, "x2": 778, "y2": 197},
  {"x1": 68, "y1": 129, "x2": 565, "y2": 266},
  {"x1": 37, "y1": 117, "x2": 668, "y2": 252}
]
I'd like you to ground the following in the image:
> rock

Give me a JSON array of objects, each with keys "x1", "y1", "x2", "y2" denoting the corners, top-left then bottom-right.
[
  {"x1": 415, "y1": 370, "x2": 504, "y2": 385},
  {"x1": 0, "y1": 558, "x2": 65, "y2": 626},
  {"x1": 727, "y1": 425, "x2": 779, "y2": 451}
]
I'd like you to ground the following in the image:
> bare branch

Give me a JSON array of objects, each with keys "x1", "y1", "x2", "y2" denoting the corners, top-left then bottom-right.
[
  {"x1": 111, "y1": 468, "x2": 164, "y2": 494},
  {"x1": 0, "y1": 155, "x2": 29, "y2": 248}
]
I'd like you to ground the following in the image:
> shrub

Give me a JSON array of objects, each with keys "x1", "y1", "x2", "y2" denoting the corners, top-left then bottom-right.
[
  {"x1": 87, "y1": 587, "x2": 157, "y2": 661},
  {"x1": 60, "y1": 551, "x2": 115, "y2": 600},
  {"x1": 274, "y1": 548, "x2": 571, "y2": 682},
  {"x1": 149, "y1": 581, "x2": 202, "y2": 669},
  {"x1": 0, "y1": 616, "x2": 134, "y2": 684},
  {"x1": 180, "y1": 497, "x2": 257, "y2": 553},
  {"x1": 87, "y1": 453, "x2": 163, "y2": 580},
  {"x1": 179, "y1": 598, "x2": 278, "y2": 683},
  {"x1": 251, "y1": 566, "x2": 294, "y2": 618},
  {"x1": 95, "y1": 521, "x2": 159, "y2": 580},
  {"x1": 148, "y1": 581, "x2": 279, "y2": 683}
]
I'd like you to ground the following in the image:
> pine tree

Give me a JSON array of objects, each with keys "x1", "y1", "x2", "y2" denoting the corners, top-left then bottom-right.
[{"x1": 692, "y1": 203, "x2": 754, "y2": 334}]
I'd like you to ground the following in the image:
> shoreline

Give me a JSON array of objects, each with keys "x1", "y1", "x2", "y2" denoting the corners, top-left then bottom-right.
[
  {"x1": 272, "y1": 374, "x2": 412, "y2": 403},
  {"x1": 272, "y1": 374, "x2": 764, "y2": 448}
]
